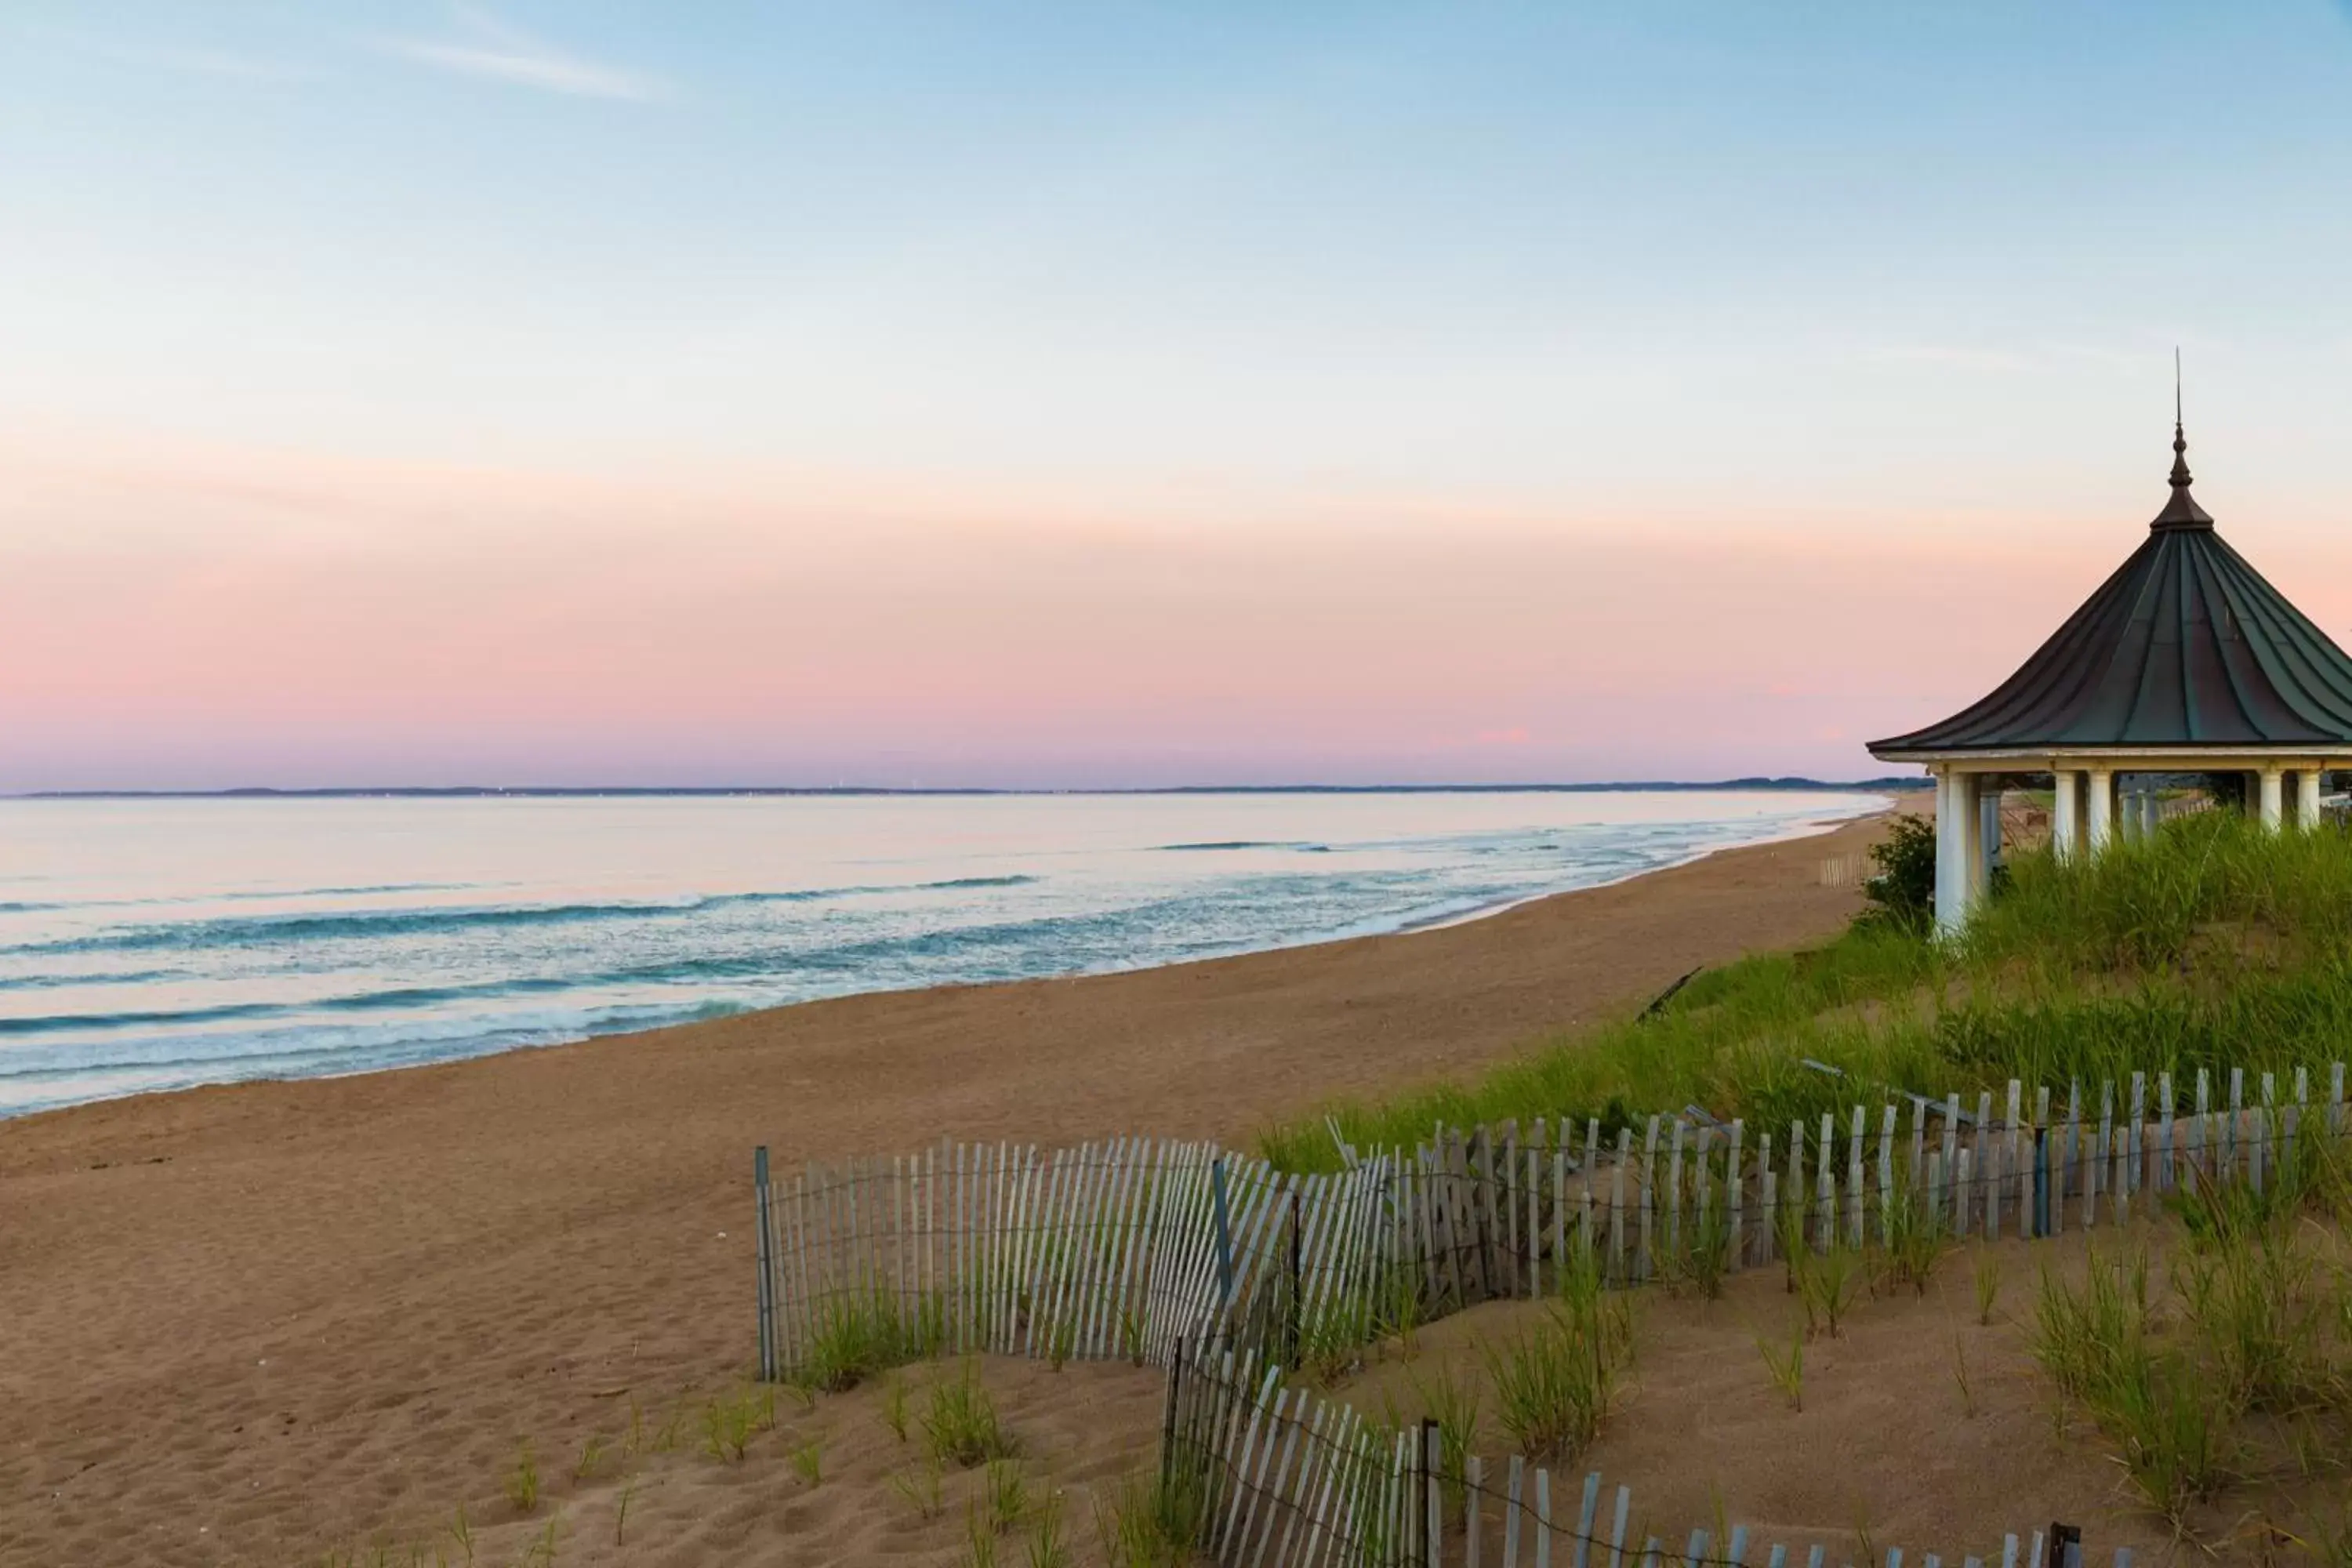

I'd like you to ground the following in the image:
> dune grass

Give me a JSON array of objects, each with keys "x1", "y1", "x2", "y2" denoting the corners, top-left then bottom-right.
[
  {"x1": 924, "y1": 1359, "x2": 1018, "y2": 1468},
  {"x1": 2024, "y1": 1134, "x2": 2352, "y2": 1534},
  {"x1": 799, "y1": 1288, "x2": 950, "y2": 1393},
  {"x1": 1261, "y1": 811, "x2": 2352, "y2": 1172},
  {"x1": 1478, "y1": 1241, "x2": 1633, "y2": 1458},
  {"x1": 1091, "y1": 1461, "x2": 1210, "y2": 1568}
]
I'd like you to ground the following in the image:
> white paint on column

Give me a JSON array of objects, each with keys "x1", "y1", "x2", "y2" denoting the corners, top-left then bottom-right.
[
  {"x1": 2261, "y1": 767, "x2": 2285, "y2": 831},
  {"x1": 2297, "y1": 767, "x2": 2321, "y2": 829},
  {"x1": 1935, "y1": 769, "x2": 1968, "y2": 935},
  {"x1": 2087, "y1": 768, "x2": 2114, "y2": 851},
  {"x1": 1956, "y1": 772, "x2": 1984, "y2": 913},
  {"x1": 2052, "y1": 766, "x2": 2079, "y2": 860},
  {"x1": 2140, "y1": 786, "x2": 2160, "y2": 836}
]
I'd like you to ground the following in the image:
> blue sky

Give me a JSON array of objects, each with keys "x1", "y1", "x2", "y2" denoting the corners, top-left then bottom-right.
[{"x1": 8, "y1": 5, "x2": 2352, "y2": 787}]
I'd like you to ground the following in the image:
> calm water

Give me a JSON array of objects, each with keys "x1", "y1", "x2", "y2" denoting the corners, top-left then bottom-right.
[{"x1": 0, "y1": 790, "x2": 1882, "y2": 1116}]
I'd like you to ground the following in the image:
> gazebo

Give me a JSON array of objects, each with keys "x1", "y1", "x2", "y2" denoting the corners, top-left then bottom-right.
[{"x1": 1868, "y1": 412, "x2": 2352, "y2": 933}]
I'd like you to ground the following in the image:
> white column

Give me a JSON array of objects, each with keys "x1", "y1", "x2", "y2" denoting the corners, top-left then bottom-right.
[
  {"x1": 1938, "y1": 771, "x2": 1957, "y2": 931},
  {"x1": 2297, "y1": 766, "x2": 2321, "y2": 829},
  {"x1": 2140, "y1": 786, "x2": 2161, "y2": 836},
  {"x1": 1957, "y1": 771, "x2": 1984, "y2": 909},
  {"x1": 1929, "y1": 771, "x2": 1985, "y2": 931},
  {"x1": 2051, "y1": 765, "x2": 2079, "y2": 860},
  {"x1": 2260, "y1": 766, "x2": 2285, "y2": 831},
  {"x1": 2087, "y1": 766, "x2": 2114, "y2": 852}
]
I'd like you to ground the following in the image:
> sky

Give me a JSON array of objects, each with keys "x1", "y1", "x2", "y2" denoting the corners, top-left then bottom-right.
[{"x1": 8, "y1": 2, "x2": 2352, "y2": 790}]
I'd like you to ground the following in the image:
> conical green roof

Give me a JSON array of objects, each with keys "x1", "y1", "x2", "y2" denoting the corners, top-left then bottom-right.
[{"x1": 1871, "y1": 426, "x2": 2352, "y2": 755}]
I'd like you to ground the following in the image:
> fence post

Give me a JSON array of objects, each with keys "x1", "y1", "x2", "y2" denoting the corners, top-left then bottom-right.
[
  {"x1": 1423, "y1": 1417, "x2": 1443, "y2": 1568},
  {"x1": 2045, "y1": 1523, "x2": 2081, "y2": 1568},
  {"x1": 1161, "y1": 1335, "x2": 1184, "y2": 1497},
  {"x1": 2032, "y1": 1129, "x2": 2048, "y2": 1239},
  {"x1": 1287, "y1": 1188, "x2": 1304, "y2": 1370},
  {"x1": 754, "y1": 1145, "x2": 776, "y2": 1382},
  {"x1": 1211, "y1": 1157, "x2": 1236, "y2": 1313}
]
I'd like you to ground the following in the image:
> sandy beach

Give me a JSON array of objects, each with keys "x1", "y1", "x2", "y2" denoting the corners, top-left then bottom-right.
[{"x1": 0, "y1": 805, "x2": 1907, "y2": 1566}]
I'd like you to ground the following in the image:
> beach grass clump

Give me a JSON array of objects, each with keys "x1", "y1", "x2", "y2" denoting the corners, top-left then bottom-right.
[
  {"x1": 1091, "y1": 1463, "x2": 1208, "y2": 1568},
  {"x1": 502, "y1": 1440, "x2": 542, "y2": 1514},
  {"x1": 699, "y1": 1381, "x2": 775, "y2": 1462},
  {"x1": 2175, "y1": 1221, "x2": 2330, "y2": 1414},
  {"x1": 1045, "y1": 1313, "x2": 1078, "y2": 1373},
  {"x1": 2031, "y1": 1243, "x2": 2150, "y2": 1403},
  {"x1": 1756, "y1": 1327, "x2": 1803, "y2": 1411},
  {"x1": 1397, "y1": 1361, "x2": 1482, "y2": 1511},
  {"x1": 1793, "y1": 1240, "x2": 1867, "y2": 1338},
  {"x1": 1664, "y1": 1192, "x2": 1733, "y2": 1301},
  {"x1": 1973, "y1": 1248, "x2": 2002, "y2": 1327},
  {"x1": 924, "y1": 1359, "x2": 1017, "y2": 1468},
  {"x1": 1298, "y1": 1279, "x2": 1381, "y2": 1385},
  {"x1": 982, "y1": 1457, "x2": 1031, "y2": 1534},
  {"x1": 1878, "y1": 1179, "x2": 1947, "y2": 1295},
  {"x1": 1025, "y1": 1488, "x2": 1071, "y2": 1568},
  {"x1": 964, "y1": 1501, "x2": 1001, "y2": 1568},
  {"x1": 879, "y1": 1369, "x2": 917, "y2": 1443},
  {"x1": 1479, "y1": 1294, "x2": 1632, "y2": 1459},
  {"x1": 800, "y1": 1288, "x2": 948, "y2": 1393},
  {"x1": 891, "y1": 1458, "x2": 947, "y2": 1519},
  {"x1": 2031, "y1": 1242, "x2": 2244, "y2": 1527}
]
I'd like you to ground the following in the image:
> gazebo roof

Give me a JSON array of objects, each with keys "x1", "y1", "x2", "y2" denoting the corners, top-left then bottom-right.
[{"x1": 1871, "y1": 420, "x2": 2352, "y2": 758}]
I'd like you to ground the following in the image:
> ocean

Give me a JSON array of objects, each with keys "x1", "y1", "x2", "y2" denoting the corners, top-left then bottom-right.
[{"x1": 0, "y1": 789, "x2": 1883, "y2": 1117}]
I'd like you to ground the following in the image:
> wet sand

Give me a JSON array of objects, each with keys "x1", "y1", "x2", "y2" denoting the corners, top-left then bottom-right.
[{"x1": 0, "y1": 804, "x2": 1907, "y2": 1566}]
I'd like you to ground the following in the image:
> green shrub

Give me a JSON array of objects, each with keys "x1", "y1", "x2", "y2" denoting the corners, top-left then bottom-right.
[{"x1": 1857, "y1": 812, "x2": 1937, "y2": 934}]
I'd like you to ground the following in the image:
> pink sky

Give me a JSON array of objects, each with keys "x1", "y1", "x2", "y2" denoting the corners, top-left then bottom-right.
[
  {"x1": 13, "y1": 6, "x2": 2352, "y2": 790},
  {"x1": 16, "y1": 421, "x2": 2350, "y2": 791}
]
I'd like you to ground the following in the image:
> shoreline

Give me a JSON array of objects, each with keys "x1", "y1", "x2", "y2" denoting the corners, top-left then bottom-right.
[
  {"x1": 0, "y1": 802, "x2": 1898, "y2": 1566},
  {"x1": 1400, "y1": 796, "x2": 1889, "y2": 937},
  {"x1": 0, "y1": 794, "x2": 1893, "y2": 1125}
]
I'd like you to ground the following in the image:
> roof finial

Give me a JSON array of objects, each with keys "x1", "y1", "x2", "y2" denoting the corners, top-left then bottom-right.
[
  {"x1": 2151, "y1": 348, "x2": 2214, "y2": 529},
  {"x1": 2169, "y1": 347, "x2": 2193, "y2": 491}
]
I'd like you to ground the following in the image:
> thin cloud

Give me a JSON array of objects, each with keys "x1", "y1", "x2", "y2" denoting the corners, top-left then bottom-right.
[{"x1": 374, "y1": 7, "x2": 666, "y2": 102}]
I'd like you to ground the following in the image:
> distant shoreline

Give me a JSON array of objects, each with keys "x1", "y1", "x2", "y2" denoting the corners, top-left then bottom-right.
[{"x1": 10, "y1": 777, "x2": 1929, "y2": 800}]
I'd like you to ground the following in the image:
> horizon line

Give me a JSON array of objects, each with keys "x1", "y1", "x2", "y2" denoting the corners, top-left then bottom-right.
[{"x1": 9, "y1": 777, "x2": 1927, "y2": 800}]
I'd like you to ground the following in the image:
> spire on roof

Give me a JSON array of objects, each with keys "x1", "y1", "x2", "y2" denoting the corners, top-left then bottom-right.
[{"x1": 2152, "y1": 349, "x2": 2214, "y2": 530}]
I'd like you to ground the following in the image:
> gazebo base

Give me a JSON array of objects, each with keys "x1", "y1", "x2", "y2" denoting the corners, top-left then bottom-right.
[{"x1": 1909, "y1": 751, "x2": 2340, "y2": 935}]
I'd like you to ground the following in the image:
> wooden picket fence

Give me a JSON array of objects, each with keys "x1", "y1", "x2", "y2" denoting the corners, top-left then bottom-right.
[
  {"x1": 1167, "y1": 1339, "x2": 2130, "y2": 1568},
  {"x1": 755, "y1": 1061, "x2": 2352, "y2": 1385},
  {"x1": 753, "y1": 1138, "x2": 1398, "y2": 1381}
]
